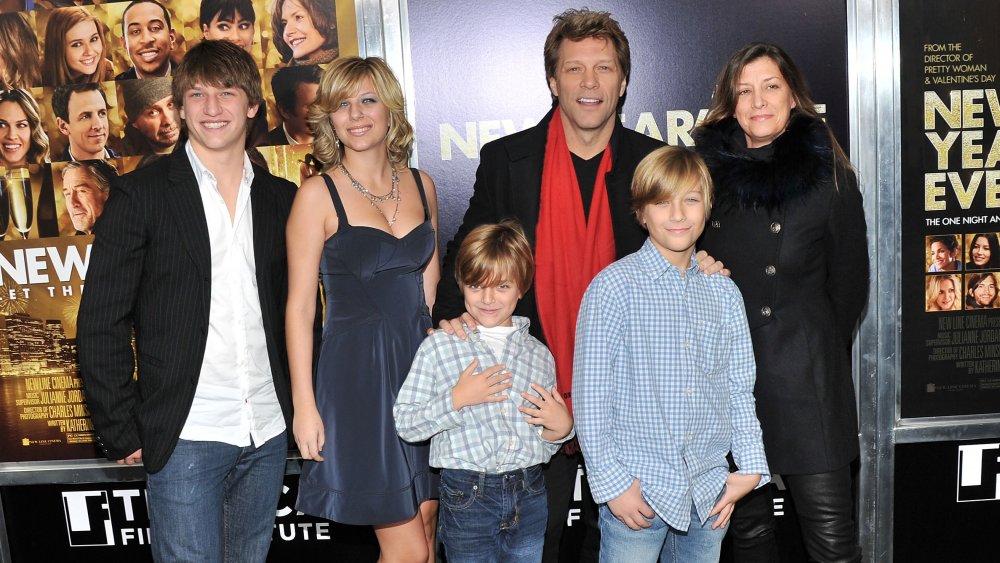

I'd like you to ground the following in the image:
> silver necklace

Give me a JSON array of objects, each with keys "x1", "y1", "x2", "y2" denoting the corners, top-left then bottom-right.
[{"x1": 340, "y1": 164, "x2": 401, "y2": 226}]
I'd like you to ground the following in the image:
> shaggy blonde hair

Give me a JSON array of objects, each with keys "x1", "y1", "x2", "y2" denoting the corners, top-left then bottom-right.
[
  {"x1": 630, "y1": 145, "x2": 713, "y2": 216},
  {"x1": 454, "y1": 221, "x2": 535, "y2": 293},
  {"x1": 308, "y1": 57, "x2": 412, "y2": 169}
]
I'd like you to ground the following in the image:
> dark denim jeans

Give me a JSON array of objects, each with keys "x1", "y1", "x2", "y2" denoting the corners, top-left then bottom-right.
[
  {"x1": 438, "y1": 465, "x2": 547, "y2": 563},
  {"x1": 146, "y1": 433, "x2": 286, "y2": 563}
]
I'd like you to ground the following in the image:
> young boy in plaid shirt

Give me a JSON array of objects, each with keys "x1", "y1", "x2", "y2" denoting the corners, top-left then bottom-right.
[
  {"x1": 574, "y1": 146, "x2": 770, "y2": 563},
  {"x1": 394, "y1": 221, "x2": 574, "y2": 563}
]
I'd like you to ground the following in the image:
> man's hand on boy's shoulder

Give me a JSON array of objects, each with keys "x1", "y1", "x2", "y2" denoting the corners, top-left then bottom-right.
[
  {"x1": 709, "y1": 472, "x2": 763, "y2": 529},
  {"x1": 519, "y1": 383, "x2": 573, "y2": 442},
  {"x1": 695, "y1": 249, "x2": 731, "y2": 276},
  {"x1": 429, "y1": 312, "x2": 479, "y2": 339},
  {"x1": 451, "y1": 359, "x2": 512, "y2": 411},
  {"x1": 607, "y1": 479, "x2": 655, "y2": 531}
]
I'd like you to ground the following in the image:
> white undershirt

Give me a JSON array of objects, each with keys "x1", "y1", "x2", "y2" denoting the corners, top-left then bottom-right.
[
  {"x1": 178, "y1": 141, "x2": 285, "y2": 446},
  {"x1": 477, "y1": 324, "x2": 518, "y2": 360}
]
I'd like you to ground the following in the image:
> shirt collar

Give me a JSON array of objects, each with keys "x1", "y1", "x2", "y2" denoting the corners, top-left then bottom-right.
[
  {"x1": 637, "y1": 238, "x2": 699, "y2": 279},
  {"x1": 469, "y1": 315, "x2": 531, "y2": 344},
  {"x1": 184, "y1": 140, "x2": 254, "y2": 189}
]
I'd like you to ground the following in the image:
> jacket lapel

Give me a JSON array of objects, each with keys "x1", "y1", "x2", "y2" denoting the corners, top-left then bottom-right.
[
  {"x1": 506, "y1": 108, "x2": 553, "y2": 247},
  {"x1": 249, "y1": 171, "x2": 276, "y2": 329},
  {"x1": 165, "y1": 150, "x2": 212, "y2": 277}
]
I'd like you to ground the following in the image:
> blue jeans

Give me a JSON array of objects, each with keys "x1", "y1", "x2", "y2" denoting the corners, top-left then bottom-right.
[
  {"x1": 146, "y1": 433, "x2": 287, "y2": 563},
  {"x1": 438, "y1": 465, "x2": 547, "y2": 563},
  {"x1": 598, "y1": 501, "x2": 727, "y2": 563}
]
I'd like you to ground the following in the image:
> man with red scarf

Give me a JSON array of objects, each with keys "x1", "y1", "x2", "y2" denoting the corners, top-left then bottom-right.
[{"x1": 434, "y1": 9, "x2": 723, "y2": 561}]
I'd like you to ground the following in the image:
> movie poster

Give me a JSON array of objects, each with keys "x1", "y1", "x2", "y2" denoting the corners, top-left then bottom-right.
[
  {"x1": 0, "y1": 0, "x2": 357, "y2": 463},
  {"x1": 899, "y1": 0, "x2": 1000, "y2": 418},
  {"x1": 0, "y1": 235, "x2": 96, "y2": 461}
]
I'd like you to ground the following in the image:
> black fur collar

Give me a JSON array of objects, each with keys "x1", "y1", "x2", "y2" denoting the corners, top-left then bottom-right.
[{"x1": 694, "y1": 112, "x2": 833, "y2": 210}]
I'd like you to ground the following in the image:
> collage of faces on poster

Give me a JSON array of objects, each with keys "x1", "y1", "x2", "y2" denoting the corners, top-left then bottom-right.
[
  {"x1": 924, "y1": 233, "x2": 1000, "y2": 312},
  {"x1": 0, "y1": 0, "x2": 346, "y2": 241}
]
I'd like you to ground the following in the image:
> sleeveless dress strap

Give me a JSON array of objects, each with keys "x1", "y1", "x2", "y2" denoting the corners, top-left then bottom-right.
[
  {"x1": 321, "y1": 173, "x2": 350, "y2": 226},
  {"x1": 410, "y1": 168, "x2": 431, "y2": 222}
]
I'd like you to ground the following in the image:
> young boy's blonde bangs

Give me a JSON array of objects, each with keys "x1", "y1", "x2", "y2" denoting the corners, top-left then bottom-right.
[
  {"x1": 630, "y1": 146, "x2": 713, "y2": 216},
  {"x1": 454, "y1": 221, "x2": 534, "y2": 292}
]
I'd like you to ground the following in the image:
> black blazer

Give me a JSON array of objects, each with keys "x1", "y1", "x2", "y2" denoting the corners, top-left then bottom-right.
[
  {"x1": 77, "y1": 148, "x2": 297, "y2": 473},
  {"x1": 433, "y1": 108, "x2": 664, "y2": 343}
]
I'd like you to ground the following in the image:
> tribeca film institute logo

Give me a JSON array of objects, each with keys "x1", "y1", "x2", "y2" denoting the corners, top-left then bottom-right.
[
  {"x1": 957, "y1": 442, "x2": 1000, "y2": 502},
  {"x1": 62, "y1": 491, "x2": 115, "y2": 547}
]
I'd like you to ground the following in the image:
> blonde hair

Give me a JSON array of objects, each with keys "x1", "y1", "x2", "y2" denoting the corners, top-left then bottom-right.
[
  {"x1": 630, "y1": 145, "x2": 713, "y2": 216},
  {"x1": 309, "y1": 57, "x2": 412, "y2": 169},
  {"x1": 925, "y1": 274, "x2": 960, "y2": 311},
  {"x1": 454, "y1": 221, "x2": 535, "y2": 292}
]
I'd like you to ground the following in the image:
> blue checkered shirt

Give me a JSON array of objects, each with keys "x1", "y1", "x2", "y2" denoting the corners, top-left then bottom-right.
[
  {"x1": 573, "y1": 239, "x2": 770, "y2": 531},
  {"x1": 394, "y1": 316, "x2": 572, "y2": 473}
]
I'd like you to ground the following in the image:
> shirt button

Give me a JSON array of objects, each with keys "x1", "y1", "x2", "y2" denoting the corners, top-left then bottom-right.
[
  {"x1": 761, "y1": 306, "x2": 772, "y2": 318},
  {"x1": 770, "y1": 222, "x2": 782, "y2": 234},
  {"x1": 711, "y1": 220, "x2": 721, "y2": 228},
  {"x1": 765, "y1": 265, "x2": 776, "y2": 276},
  {"x1": 686, "y1": 388, "x2": 693, "y2": 395}
]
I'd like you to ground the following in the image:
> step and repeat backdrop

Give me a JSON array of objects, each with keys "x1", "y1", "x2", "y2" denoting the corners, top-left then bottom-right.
[{"x1": 0, "y1": 0, "x2": 894, "y2": 560}]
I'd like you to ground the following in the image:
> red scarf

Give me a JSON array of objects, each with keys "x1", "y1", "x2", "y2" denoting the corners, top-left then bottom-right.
[{"x1": 534, "y1": 107, "x2": 616, "y2": 415}]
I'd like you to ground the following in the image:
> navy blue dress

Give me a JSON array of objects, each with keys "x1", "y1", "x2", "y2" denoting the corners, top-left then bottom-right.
[{"x1": 296, "y1": 169, "x2": 438, "y2": 525}]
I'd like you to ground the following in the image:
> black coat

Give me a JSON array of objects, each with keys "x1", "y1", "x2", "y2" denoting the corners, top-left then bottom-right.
[
  {"x1": 694, "y1": 113, "x2": 869, "y2": 475},
  {"x1": 77, "y1": 148, "x2": 297, "y2": 473},
  {"x1": 432, "y1": 108, "x2": 664, "y2": 343}
]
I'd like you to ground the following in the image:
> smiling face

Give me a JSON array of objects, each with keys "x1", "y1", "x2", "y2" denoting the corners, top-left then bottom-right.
[
  {"x1": 328, "y1": 76, "x2": 388, "y2": 155},
  {"x1": 463, "y1": 279, "x2": 522, "y2": 329},
  {"x1": 56, "y1": 89, "x2": 109, "y2": 160},
  {"x1": 972, "y1": 275, "x2": 997, "y2": 307},
  {"x1": 179, "y1": 83, "x2": 257, "y2": 155},
  {"x1": 131, "y1": 94, "x2": 179, "y2": 152},
  {"x1": 64, "y1": 19, "x2": 103, "y2": 79},
  {"x1": 930, "y1": 241, "x2": 957, "y2": 271},
  {"x1": 734, "y1": 56, "x2": 797, "y2": 149},
  {"x1": 202, "y1": 10, "x2": 255, "y2": 52},
  {"x1": 934, "y1": 278, "x2": 957, "y2": 310},
  {"x1": 122, "y1": 1, "x2": 176, "y2": 78},
  {"x1": 62, "y1": 166, "x2": 108, "y2": 234},
  {"x1": 969, "y1": 275, "x2": 997, "y2": 307},
  {"x1": 280, "y1": 81, "x2": 318, "y2": 142},
  {"x1": 971, "y1": 235, "x2": 992, "y2": 267},
  {"x1": 637, "y1": 182, "x2": 707, "y2": 269},
  {"x1": 0, "y1": 101, "x2": 31, "y2": 167},
  {"x1": 280, "y1": 0, "x2": 323, "y2": 61},
  {"x1": 547, "y1": 36, "x2": 626, "y2": 148}
]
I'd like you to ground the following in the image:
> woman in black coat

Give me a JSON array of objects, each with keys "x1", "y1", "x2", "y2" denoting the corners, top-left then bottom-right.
[{"x1": 694, "y1": 42, "x2": 868, "y2": 563}]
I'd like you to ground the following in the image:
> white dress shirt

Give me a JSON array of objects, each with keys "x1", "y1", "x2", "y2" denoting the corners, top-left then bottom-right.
[{"x1": 179, "y1": 141, "x2": 285, "y2": 447}]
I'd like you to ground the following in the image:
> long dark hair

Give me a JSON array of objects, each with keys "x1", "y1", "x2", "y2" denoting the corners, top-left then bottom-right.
[
  {"x1": 966, "y1": 233, "x2": 1000, "y2": 270},
  {"x1": 701, "y1": 42, "x2": 852, "y2": 173}
]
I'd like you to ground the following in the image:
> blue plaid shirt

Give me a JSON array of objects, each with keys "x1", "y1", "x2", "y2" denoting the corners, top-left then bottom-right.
[
  {"x1": 394, "y1": 316, "x2": 572, "y2": 473},
  {"x1": 573, "y1": 239, "x2": 769, "y2": 531}
]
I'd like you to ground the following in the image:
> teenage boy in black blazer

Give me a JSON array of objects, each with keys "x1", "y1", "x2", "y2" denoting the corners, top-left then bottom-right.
[{"x1": 78, "y1": 40, "x2": 296, "y2": 562}]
